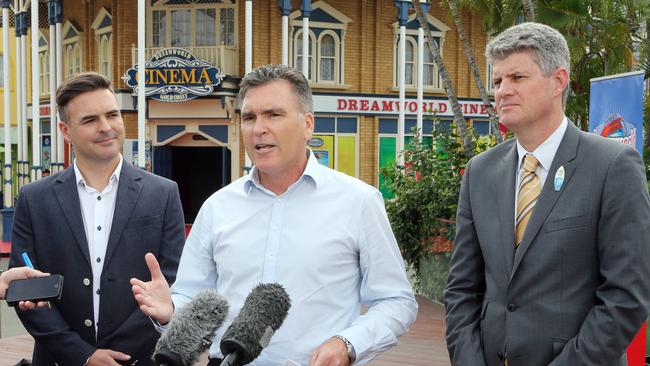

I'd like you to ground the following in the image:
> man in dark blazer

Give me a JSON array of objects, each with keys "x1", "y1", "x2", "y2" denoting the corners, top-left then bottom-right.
[
  {"x1": 444, "y1": 23, "x2": 650, "y2": 366},
  {"x1": 10, "y1": 72, "x2": 185, "y2": 366}
]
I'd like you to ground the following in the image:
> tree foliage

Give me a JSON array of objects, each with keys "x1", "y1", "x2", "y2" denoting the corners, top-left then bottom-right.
[{"x1": 381, "y1": 122, "x2": 497, "y2": 283}]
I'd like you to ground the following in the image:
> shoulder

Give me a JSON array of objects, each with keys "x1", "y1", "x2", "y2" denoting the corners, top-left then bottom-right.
[
  {"x1": 124, "y1": 164, "x2": 178, "y2": 189},
  {"x1": 316, "y1": 164, "x2": 381, "y2": 200},
  {"x1": 468, "y1": 138, "x2": 516, "y2": 169},
  {"x1": 577, "y1": 129, "x2": 637, "y2": 161},
  {"x1": 20, "y1": 170, "x2": 66, "y2": 195}
]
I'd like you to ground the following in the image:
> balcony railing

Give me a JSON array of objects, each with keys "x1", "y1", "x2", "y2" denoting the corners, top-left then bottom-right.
[{"x1": 131, "y1": 45, "x2": 239, "y2": 78}]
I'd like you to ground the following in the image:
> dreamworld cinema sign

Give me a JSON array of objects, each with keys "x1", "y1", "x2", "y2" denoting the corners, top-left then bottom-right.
[
  {"x1": 123, "y1": 48, "x2": 225, "y2": 102},
  {"x1": 313, "y1": 95, "x2": 493, "y2": 118}
]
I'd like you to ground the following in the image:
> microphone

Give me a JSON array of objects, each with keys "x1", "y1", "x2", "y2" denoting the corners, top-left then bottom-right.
[
  {"x1": 220, "y1": 283, "x2": 291, "y2": 366},
  {"x1": 153, "y1": 290, "x2": 229, "y2": 366}
]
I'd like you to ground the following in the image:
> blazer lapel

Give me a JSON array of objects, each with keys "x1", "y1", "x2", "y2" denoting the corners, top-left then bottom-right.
[
  {"x1": 496, "y1": 141, "x2": 518, "y2": 278},
  {"x1": 104, "y1": 164, "x2": 143, "y2": 267},
  {"x1": 53, "y1": 168, "x2": 91, "y2": 267},
  {"x1": 510, "y1": 122, "x2": 580, "y2": 279}
]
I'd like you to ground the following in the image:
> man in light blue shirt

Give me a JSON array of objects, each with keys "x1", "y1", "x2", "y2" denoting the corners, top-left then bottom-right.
[{"x1": 131, "y1": 64, "x2": 417, "y2": 366}]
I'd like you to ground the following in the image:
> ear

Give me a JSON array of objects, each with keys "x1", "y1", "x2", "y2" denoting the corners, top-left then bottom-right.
[
  {"x1": 303, "y1": 112, "x2": 314, "y2": 140},
  {"x1": 553, "y1": 67, "x2": 569, "y2": 98},
  {"x1": 58, "y1": 120, "x2": 72, "y2": 144}
]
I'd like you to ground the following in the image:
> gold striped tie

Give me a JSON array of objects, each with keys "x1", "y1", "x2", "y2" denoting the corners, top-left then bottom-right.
[{"x1": 515, "y1": 154, "x2": 541, "y2": 247}]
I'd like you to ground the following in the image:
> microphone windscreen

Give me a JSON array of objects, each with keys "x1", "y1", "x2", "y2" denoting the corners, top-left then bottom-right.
[
  {"x1": 154, "y1": 290, "x2": 229, "y2": 366},
  {"x1": 220, "y1": 283, "x2": 291, "y2": 364}
]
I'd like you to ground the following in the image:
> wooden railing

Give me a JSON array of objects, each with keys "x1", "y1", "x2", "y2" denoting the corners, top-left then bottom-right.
[{"x1": 130, "y1": 45, "x2": 239, "y2": 77}]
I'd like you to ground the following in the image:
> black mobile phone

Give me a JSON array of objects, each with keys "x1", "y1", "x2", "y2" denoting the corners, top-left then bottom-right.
[{"x1": 5, "y1": 274, "x2": 64, "y2": 307}]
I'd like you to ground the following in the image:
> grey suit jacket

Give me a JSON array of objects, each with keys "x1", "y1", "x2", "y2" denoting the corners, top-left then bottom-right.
[
  {"x1": 444, "y1": 122, "x2": 650, "y2": 366},
  {"x1": 10, "y1": 162, "x2": 186, "y2": 366}
]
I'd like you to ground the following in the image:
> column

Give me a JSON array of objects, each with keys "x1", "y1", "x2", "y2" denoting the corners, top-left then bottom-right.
[{"x1": 395, "y1": 0, "x2": 411, "y2": 166}]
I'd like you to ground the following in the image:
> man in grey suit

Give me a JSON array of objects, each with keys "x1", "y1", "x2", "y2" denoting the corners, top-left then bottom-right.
[
  {"x1": 10, "y1": 72, "x2": 185, "y2": 366},
  {"x1": 444, "y1": 22, "x2": 650, "y2": 366}
]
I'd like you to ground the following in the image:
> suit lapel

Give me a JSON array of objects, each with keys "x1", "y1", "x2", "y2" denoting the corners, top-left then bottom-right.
[
  {"x1": 496, "y1": 141, "x2": 518, "y2": 278},
  {"x1": 510, "y1": 123, "x2": 580, "y2": 280},
  {"x1": 53, "y1": 168, "x2": 91, "y2": 267},
  {"x1": 104, "y1": 163, "x2": 143, "y2": 268}
]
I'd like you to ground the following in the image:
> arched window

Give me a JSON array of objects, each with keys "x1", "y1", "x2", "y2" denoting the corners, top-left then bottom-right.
[
  {"x1": 318, "y1": 32, "x2": 338, "y2": 83},
  {"x1": 294, "y1": 30, "x2": 315, "y2": 81},
  {"x1": 99, "y1": 35, "x2": 112, "y2": 78},
  {"x1": 423, "y1": 42, "x2": 437, "y2": 88},
  {"x1": 404, "y1": 38, "x2": 415, "y2": 86},
  {"x1": 40, "y1": 51, "x2": 49, "y2": 93}
]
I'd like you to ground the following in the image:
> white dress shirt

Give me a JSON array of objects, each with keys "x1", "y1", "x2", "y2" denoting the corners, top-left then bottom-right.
[
  {"x1": 170, "y1": 151, "x2": 417, "y2": 365},
  {"x1": 515, "y1": 117, "x2": 568, "y2": 212},
  {"x1": 74, "y1": 156, "x2": 122, "y2": 333}
]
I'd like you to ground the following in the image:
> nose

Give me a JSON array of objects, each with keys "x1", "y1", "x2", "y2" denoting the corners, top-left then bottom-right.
[
  {"x1": 97, "y1": 116, "x2": 112, "y2": 132},
  {"x1": 495, "y1": 80, "x2": 513, "y2": 101},
  {"x1": 252, "y1": 118, "x2": 268, "y2": 136}
]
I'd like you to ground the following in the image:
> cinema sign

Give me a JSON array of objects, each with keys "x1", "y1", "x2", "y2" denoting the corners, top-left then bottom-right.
[{"x1": 123, "y1": 48, "x2": 226, "y2": 102}]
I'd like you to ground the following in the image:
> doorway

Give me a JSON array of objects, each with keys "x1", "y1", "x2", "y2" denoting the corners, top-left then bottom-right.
[{"x1": 154, "y1": 146, "x2": 231, "y2": 223}]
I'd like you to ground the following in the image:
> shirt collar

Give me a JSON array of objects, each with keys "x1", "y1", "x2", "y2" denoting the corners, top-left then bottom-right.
[
  {"x1": 244, "y1": 149, "x2": 319, "y2": 195},
  {"x1": 516, "y1": 116, "x2": 568, "y2": 172},
  {"x1": 74, "y1": 154, "x2": 123, "y2": 190}
]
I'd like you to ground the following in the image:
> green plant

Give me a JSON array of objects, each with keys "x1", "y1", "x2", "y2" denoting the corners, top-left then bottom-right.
[{"x1": 381, "y1": 120, "x2": 497, "y2": 289}]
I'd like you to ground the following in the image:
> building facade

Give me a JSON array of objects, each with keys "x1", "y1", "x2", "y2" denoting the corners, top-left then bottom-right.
[{"x1": 6, "y1": 0, "x2": 494, "y2": 223}]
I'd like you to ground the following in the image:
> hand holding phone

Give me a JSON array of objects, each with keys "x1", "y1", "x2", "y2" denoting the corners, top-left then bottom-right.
[{"x1": 5, "y1": 274, "x2": 64, "y2": 307}]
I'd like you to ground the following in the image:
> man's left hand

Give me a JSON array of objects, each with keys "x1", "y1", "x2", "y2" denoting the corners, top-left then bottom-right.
[{"x1": 309, "y1": 337, "x2": 350, "y2": 366}]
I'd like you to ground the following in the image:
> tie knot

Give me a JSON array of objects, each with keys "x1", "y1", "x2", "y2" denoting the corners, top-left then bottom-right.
[{"x1": 522, "y1": 154, "x2": 540, "y2": 173}]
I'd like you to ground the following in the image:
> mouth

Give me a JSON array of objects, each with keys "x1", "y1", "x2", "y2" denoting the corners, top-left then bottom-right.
[
  {"x1": 95, "y1": 137, "x2": 116, "y2": 144},
  {"x1": 254, "y1": 143, "x2": 275, "y2": 152}
]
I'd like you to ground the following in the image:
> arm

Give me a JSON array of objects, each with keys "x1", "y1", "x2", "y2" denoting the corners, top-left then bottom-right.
[
  {"x1": 99, "y1": 182, "x2": 185, "y2": 356},
  {"x1": 10, "y1": 189, "x2": 97, "y2": 365},
  {"x1": 333, "y1": 189, "x2": 418, "y2": 364},
  {"x1": 549, "y1": 147, "x2": 650, "y2": 366},
  {"x1": 443, "y1": 158, "x2": 488, "y2": 366}
]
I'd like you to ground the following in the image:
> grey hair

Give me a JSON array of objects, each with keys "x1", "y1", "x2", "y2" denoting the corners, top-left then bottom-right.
[
  {"x1": 486, "y1": 22, "x2": 570, "y2": 104},
  {"x1": 239, "y1": 64, "x2": 313, "y2": 113}
]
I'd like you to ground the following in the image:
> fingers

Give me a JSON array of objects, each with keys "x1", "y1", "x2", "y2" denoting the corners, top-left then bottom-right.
[
  {"x1": 18, "y1": 301, "x2": 37, "y2": 311},
  {"x1": 144, "y1": 253, "x2": 165, "y2": 281},
  {"x1": 106, "y1": 350, "x2": 131, "y2": 361}
]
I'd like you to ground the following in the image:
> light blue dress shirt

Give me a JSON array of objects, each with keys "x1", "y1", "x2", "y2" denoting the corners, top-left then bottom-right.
[{"x1": 170, "y1": 151, "x2": 418, "y2": 365}]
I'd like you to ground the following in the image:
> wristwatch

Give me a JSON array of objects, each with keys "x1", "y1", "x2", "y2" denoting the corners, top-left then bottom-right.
[{"x1": 332, "y1": 335, "x2": 356, "y2": 364}]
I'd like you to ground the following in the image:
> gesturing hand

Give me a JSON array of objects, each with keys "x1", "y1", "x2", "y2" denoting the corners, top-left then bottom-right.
[{"x1": 130, "y1": 253, "x2": 173, "y2": 324}]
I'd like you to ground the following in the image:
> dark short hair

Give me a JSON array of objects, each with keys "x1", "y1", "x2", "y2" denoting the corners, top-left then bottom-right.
[
  {"x1": 239, "y1": 64, "x2": 313, "y2": 113},
  {"x1": 56, "y1": 72, "x2": 114, "y2": 123}
]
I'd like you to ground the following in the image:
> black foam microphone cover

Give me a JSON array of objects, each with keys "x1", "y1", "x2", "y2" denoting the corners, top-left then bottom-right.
[
  {"x1": 153, "y1": 290, "x2": 229, "y2": 366},
  {"x1": 220, "y1": 283, "x2": 291, "y2": 365}
]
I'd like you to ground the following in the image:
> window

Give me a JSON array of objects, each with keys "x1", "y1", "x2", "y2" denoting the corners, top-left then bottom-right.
[
  {"x1": 310, "y1": 116, "x2": 358, "y2": 177},
  {"x1": 92, "y1": 8, "x2": 112, "y2": 81},
  {"x1": 99, "y1": 35, "x2": 111, "y2": 78},
  {"x1": 220, "y1": 8, "x2": 234, "y2": 46},
  {"x1": 318, "y1": 32, "x2": 339, "y2": 83},
  {"x1": 40, "y1": 51, "x2": 49, "y2": 93},
  {"x1": 196, "y1": 9, "x2": 216, "y2": 46},
  {"x1": 486, "y1": 62, "x2": 494, "y2": 93},
  {"x1": 289, "y1": 2, "x2": 351, "y2": 86},
  {"x1": 62, "y1": 21, "x2": 83, "y2": 78},
  {"x1": 171, "y1": 10, "x2": 191, "y2": 46},
  {"x1": 150, "y1": 3, "x2": 237, "y2": 48},
  {"x1": 152, "y1": 10, "x2": 166, "y2": 47},
  {"x1": 393, "y1": 14, "x2": 449, "y2": 89},
  {"x1": 294, "y1": 30, "x2": 314, "y2": 80}
]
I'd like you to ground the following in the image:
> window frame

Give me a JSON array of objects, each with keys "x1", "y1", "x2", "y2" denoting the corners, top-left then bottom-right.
[
  {"x1": 317, "y1": 30, "x2": 340, "y2": 85},
  {"x1": 148, "y1": 2, "x2": 238, "y2": 49}
]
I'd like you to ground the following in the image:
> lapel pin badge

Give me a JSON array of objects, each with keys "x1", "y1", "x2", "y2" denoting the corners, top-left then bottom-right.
[{"x1": 554, "y1": 165, "x2": 565, "y2": 192}]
